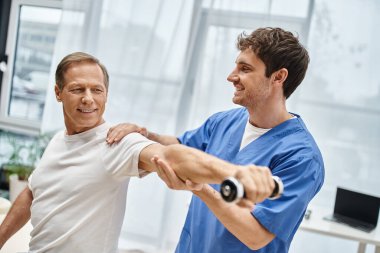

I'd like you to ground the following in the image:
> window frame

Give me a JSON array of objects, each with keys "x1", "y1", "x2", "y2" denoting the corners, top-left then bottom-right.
[
  {"x1": 0, "y1": 0, "x2": 11, "y2": 102},
  {"x1": 0, "y1": 0, "x2": 61, "y2": 135},
  {"x1": 175, "y1": 1, "x2": 314, "y2": 133}
]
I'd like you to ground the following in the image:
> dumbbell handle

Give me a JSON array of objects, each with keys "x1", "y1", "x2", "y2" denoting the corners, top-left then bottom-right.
[{"x1": 220, "y1": 176, "x2": 284, "y2": 203}]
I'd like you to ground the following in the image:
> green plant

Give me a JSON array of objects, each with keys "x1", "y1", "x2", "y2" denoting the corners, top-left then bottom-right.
[
  {"x1": 3, "y1": 164, "x2": 34, "y2": 181},
  {"x1": 1, "y1": 132, "x2": 52, "y2": 181}
]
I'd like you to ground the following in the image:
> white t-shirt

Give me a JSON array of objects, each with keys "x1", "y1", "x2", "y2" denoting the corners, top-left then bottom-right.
[
  {"x1": 240, "y1": 120, "x2": 271, "y2": 151},
  {"x1": 28, "y1": 123, "x2": 155, "y2": 253},
  {"x1": 240, "y1": 116, "x2": 297, "y2": 150}
]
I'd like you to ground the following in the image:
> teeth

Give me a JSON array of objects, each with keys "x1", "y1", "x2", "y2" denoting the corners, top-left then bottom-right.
[
  {"x1": 79, "y1": 109, "x2": 95, "y2": 113},
  {"x1": 234, "y1": 85, "x2": 244, "y2": 91}
]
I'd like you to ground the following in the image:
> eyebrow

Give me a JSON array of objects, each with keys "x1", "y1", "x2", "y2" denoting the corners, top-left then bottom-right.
[
  {"x1": 66, "y1": 83, "x2": 81, "y2": 88},
  {"x1": 236, "y1": 60, "x2": 254, "y2": 68},
  {"x1": 92, "y1": 84, "x2": 106, "y2": 89},
  {"x1": 66, "y1": 83, "x2": 104, "y2": 88}
]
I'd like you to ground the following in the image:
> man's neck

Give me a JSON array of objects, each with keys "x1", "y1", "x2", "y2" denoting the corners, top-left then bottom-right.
[
  {"x1": 248, "y1": 111, "x2": 293, "y2": 129},
  {"x1": 65, "y1": 119, "x2": 105, "y2": 135},
  {"x1": 246, "y1": 100, "x2": 291, "y2": 129}
]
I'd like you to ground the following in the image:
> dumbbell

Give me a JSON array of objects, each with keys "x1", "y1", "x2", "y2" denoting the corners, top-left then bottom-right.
[{"x1": 220, "y1": 176, "x2": 284, "y2": 203}]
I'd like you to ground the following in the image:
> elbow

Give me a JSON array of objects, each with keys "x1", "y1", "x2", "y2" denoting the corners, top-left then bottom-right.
[
  {"x1": 161, "y1": 144, "x2": 187, "y2": 172},
  {"x1": 245, "y1": 240, "x2": 271, "y2": 251},
  {"x1": 162, "y1": 144, "x2": 195, "y2": 180},
  {"x1": 244, "y1": 233, "x2": 275, "y2": 250},
  {"x1": 246, "y1": 242, "x2": 266, "y2": 251},
  {"x1": 162, "y1": 144, "x2": 183, "y2": 163}
]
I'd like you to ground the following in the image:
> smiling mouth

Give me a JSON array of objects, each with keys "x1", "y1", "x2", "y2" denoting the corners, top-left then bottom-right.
[
  {"x1": 78, "y1": 108, "x2": 96, "y2": 113},
  {"x1": 234, "y1": 85, "x2": 245, "y2": 92}
]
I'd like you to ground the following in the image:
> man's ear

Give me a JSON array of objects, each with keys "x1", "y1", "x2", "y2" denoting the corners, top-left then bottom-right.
[
  {"x1": 272, "y1": 68, "x2": 288, "y2": 87},
  {"x1": 55, "y1": 84, "x2": 62, "y2": 102}
]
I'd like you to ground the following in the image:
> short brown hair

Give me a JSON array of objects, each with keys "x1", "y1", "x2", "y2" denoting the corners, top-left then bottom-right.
[
  {"x1": 55, "y1": 52, "x2": 109, "y2": 90},
  {"x1": 237, "y1": 27, "x2": 309, "y2": 99}
]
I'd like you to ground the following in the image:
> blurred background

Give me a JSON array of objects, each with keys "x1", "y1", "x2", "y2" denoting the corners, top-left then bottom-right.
[{"x1": 0, "y1": 0, "x2": 379, "y2": 252}]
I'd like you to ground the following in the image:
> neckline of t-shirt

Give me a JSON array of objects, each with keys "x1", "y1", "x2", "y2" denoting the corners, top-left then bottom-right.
[
  {"x1": 64, "y1": 122, "x2": 109, "y2": 141},
  {"x1": 246, "y1": 115, "x2": 297, "y2": 132}
]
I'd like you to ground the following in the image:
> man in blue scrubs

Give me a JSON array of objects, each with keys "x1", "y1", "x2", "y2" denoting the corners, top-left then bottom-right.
[{"x1": 108, "y1": 27, "x2": 325, "y2": 252}]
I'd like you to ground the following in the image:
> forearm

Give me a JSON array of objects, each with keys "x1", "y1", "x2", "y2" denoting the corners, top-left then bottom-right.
[
  {"x1": 146, "y1": 131, "x2": 179, "y2": 146},
  {"x1": 0, "y1": 187, "x2": 32, "y2": 248},
  {"x1": 107, "y1": 123, "x2": 179, "y2": 146},
  {"x1": 194, "y1": 185, "x2": 274, "y2": 249},
  {"x1": 163, "y1": 144, "x2": 240, "y2": 184},
  {"x1": 140, "y1": 143, "x2": 275, "y2": 204}
]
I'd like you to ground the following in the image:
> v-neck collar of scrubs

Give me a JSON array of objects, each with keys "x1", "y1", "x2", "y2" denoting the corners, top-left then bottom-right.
[{"x1": 228, "y1": 111, "x2": 302, "y2": 163}]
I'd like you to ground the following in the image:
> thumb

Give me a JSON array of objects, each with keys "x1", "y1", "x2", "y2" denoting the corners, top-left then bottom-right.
[{"x1": 185, "y1": 180, "x2": 203, "y2": 191}]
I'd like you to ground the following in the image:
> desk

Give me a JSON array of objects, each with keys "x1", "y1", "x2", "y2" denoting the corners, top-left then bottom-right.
[
  {"x1": 0, "y1": 214, "x2": 32, "y2": 253},
  {"x1": 299, "y1": 206, "x2": 380, "y2": 253}
]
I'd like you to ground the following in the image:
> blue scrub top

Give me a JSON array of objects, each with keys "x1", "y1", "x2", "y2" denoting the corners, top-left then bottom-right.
[{"x1": 176, "y1": 108, "x2": 324, "y2": 253}]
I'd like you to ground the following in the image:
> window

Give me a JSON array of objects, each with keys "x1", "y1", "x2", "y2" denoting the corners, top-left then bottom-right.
[
  {"x1": 0, "y1": 0, "x2": 11, "y2": 100},
  {"x1": 0, "y1": 0, "x2": 61, "y2": 135},
  {"x1": 180, "y1": 0, "x2": 313, "y2": 131}
]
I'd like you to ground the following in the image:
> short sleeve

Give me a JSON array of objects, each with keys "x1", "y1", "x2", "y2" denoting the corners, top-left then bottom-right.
[
  {"x1": 28, "y1": 172, "x2": 33, "y2": 190},
  {"x1": 102, "y1": 133, "x2": 156, "y2": 179},
  {"x1": 252, "y1": 156, "x2": 324, "y2": 242},
  {"x1": 178, "y1": 111, "x2": 224, "y2": 151},
  {"x1": 28, "y1": 131, "x2": 60, "y2": 192}
]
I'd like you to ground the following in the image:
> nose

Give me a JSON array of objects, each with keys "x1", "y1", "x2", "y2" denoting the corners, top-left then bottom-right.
[
  {"x1": 81, "y1": 90, "x2": 94, "y2": 104},
  {"x1": 227, "y1": 69, "x2": 238, "y2": 83}
]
